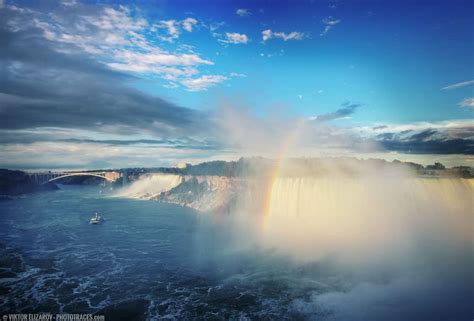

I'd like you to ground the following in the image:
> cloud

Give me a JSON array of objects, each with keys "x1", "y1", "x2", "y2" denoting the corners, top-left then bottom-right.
[
  {"x1": 441, "y1": 80, "x2": 474, "y2": 90},
  {"x1": 229, "y1": 72, "x2": 246, "y2": 77},
  {"x1": 114, "y1": 51, "x2": 212, "y2": 66},
  {"x1": 0, "y1": 129, "x2": 222, "y2": 151},
  {"x1": 0, "y1": 13, "x2": 213, "y2": 138},
  {"x1": 378, "y1": 136, "x2": 473, "y2": 154},
  {"x1": 1, "y1": 3, "x2": 225, "y2": 90},
  {"x1": 355, "y1": 120, "x2": 474, "y2": 155},
  {"x1": 182, "y1": 17, "x2": 198, "y2": 32},
  {"x1": 262, "y1": 29, "x2": 272, "y2": 41},
  {"x1": 181, "y1": 75, "x2": 228, "y2": 91},
  {"x1": 153, "y1": 17, "x2": 199, "y2": 41},
  {"x1": 0, "y1": 6, "x2": 227, "y2": 168},
  {"x1": 236, "y1": 8, "x2": 251, "y2": 17},
  {"x1": 310, "y1": 102, "x2": 362, "y2": 122},
  {"x1": 0, "y1": 141, "x2": 227, "y2": 170},
  {"x1": 106, "y1": 50, "x2": 212, "y2": 81},
  {"x1": 262, "y1": 29, "x2": 306, "y2": 41},
  {"x1": 156, "y1": 19, "x2": 180, "y2": 42},
  {"x1": 220, "y1": 32, "x2": 249, "y2": 44},
  {"x1": 321, "y1": 17, "x2": 340, "y2": 36},
  {"x1": 458, "y1": 97, "x2": 474, "y2": 108}
]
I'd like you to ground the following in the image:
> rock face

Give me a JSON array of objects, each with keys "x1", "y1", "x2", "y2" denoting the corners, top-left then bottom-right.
[
  {"x1": 119, "y1": 157, "x2": 474, "y2": 215},
  {"x1": 120, "y1": 174, "x2": 251, "y2": 213},
  {"x1": 121, "y1": 174, "x2": 263, "y2": 214},
  {"x1": 0, "y1": 169, "x2": 57, "y2": 197},
  {"x1": 153, "y1": 176, "x2": 246, "y2": 213}
]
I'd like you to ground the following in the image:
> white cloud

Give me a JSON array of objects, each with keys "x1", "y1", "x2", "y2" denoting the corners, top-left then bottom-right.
[
  {"x1": 262, "y1": 29, "x2": 305, "y2": 42},
  {"x1": 230, "y1": 72, "x2": 246, "y2": 77},
  {"x1": 442, "y1": 80, "x2": 474, "y2": 90},
  {"x1": 155, "y1": 19, "x2": 180, "y2": 42},
  {"x1": 181, "y1": 75, "x2": 228, "y2": 91},
  {"x1": 60, "y1": 0, "x2": 78, "y2": 6},
  {"x1": 297, "y1": 94, "x2": 303, "y2": 100},
  {"x1": 84, "y1": 6, "x2": 147, "y2": 32},
  {"x1": 262, "y1": 29, "x2": 272, "y2": 41},
  {"x1": 108, "y1": 63, "x2": 199, "y2": 80},
  {"x1": 182, "y1": 17, "x2": 198, "y2": 32},
  {"x1": 11, "y1": 4, "x2": 222, "y2": 90},
  {"x1": 321, "y1": 17, "x2": 340, "y2": 36},
  {"x1": 236, "y1": 8, "x2": 251, "y2": 17},
  {"x1": 221, "y1": 32, "x2": 249, "y2": 44},
  {"x1": 113, "y1": 50, "x2": 212, "y2": 66},
  {"x1": 163, "y1": 82, "x2": 179, "y2": 89},
  {"x1": 107, "y1": 49, "x2": 212, "y2": 81},
  {"x1": 458, "y1": 98, "x2": 474, "y2": 108},
  {"x1": 153, "y1": 17, "x2": 199, "y2": 41}
]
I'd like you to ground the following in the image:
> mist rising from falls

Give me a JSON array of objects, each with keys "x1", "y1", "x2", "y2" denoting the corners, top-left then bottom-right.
[
  {"x1": 262, "y1": 176, "x2": 473, "y2": 264},
  {"x1": 117, "y1": 174, "x2": 183, "y2": 199},
  {"x1": 111, "y1": 160, "x2": 473, "y2": 320}
]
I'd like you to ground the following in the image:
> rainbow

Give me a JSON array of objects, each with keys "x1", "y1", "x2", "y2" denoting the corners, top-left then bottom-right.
[{"x1": 260, "y1": 120, "x2": 305, "y2": 231}]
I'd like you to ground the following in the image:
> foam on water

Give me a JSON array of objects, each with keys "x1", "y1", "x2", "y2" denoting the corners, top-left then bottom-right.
[{"x1": 116, "y1": 174, "x2": 183, "y2": 199}]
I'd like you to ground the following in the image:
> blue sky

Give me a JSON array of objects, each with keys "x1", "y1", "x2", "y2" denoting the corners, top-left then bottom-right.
[
  {"x1": 0, "y1": 0, "x2": 473, "y2": 169},
  {"x1": 127, "y1": 0, "x2": 474, "y2": 123}
]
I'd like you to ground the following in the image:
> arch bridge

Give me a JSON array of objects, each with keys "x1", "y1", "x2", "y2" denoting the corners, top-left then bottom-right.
[{"x1": 28, "y1": 171, "x2": 122, "y2": 185}]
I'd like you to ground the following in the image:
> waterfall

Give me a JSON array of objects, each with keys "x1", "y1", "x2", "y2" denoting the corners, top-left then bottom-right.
[
  {"x1": 263, "y1": 177, "x2": 473, "y2": 261},
  {"x1": 116, "y1": 174, "x2": 183, "y2": 199}
]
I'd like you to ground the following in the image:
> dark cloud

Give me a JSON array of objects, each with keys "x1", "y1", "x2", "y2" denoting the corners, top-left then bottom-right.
[
  {"x1": 408, "y1": 129, "x2": 437, "y2": 141},
  {"x1": 0, "y1": 130, "x2": 222, "y2": 150},
  {"x1": 375, "y1": 127, "x2": 474, "y2": 154},
  {"x1": 376, "y1": 133, "x2": 394, "y2": 140},
  {"x1": 0, "y1": 8, "x2": 212, "y2": 139},
  {"x1": 380, "y1": 138, "x2": 473, "y2": 154},
  {"x1": 312, "y1": 101, "x2": 362, "y2": 122},
  {"x1": 60, "y1": 138, "x2": 223, "y2": 150}
]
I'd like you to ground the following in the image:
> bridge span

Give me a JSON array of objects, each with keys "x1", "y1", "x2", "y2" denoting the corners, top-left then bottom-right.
[{"x1": 28, "y1": 171, "x2": 122, "y2": 185}]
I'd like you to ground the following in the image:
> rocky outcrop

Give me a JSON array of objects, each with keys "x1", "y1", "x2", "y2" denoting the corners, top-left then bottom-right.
[{"x1": 152, "y1": 176, "x2": 246, "y2": 213}]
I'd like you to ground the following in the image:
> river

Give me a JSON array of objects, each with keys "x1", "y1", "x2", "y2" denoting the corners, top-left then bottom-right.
[{"x1": 0, "y1": 184, "x2": 472, "y2": 320}]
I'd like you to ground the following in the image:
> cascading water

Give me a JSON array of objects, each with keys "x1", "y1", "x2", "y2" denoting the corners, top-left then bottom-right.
[
  {"x1": 263, "y1": 176, "x2": 473, "y2": 262},
  {"x1": 116, "y1": 174, "x2": 183, "y2": 199}
]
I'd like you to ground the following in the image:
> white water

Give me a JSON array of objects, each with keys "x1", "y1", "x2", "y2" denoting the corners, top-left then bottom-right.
[
  {"x1": 117, "y1": 174, "x2": 183, "y2": 199},
  {"x1": 110, "y1": 170, "x2": 473, "y2": 320},
  {"x1": 263, "y1": 177, "x2": 473, "y2": 263}
]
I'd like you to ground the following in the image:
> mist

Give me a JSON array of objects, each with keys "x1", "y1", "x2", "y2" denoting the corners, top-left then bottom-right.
[
  {"x1": 115, "y1": 102, "x2": 473, "y2": 319},
  {"x1": 220, "y1": 158, "x2": 474, "y2": 320}
]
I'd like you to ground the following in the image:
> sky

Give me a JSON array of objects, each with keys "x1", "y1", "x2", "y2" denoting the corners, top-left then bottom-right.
[{"x1": 0, "y1": 0, "x2": 473, "y2": 170}]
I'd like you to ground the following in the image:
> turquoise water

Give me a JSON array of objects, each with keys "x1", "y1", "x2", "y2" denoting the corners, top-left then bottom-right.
[
  {"x1": 0, "y1": 185, "x2": 471, "y2": 320},
  {"x1": 0, "y1": 186, "x2": 332, "y2": 320}
]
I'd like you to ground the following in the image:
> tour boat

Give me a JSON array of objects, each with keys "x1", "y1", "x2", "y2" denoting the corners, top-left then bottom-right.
[{"x1": 89, "y1": 213, "x2": 102, "y2": 224}]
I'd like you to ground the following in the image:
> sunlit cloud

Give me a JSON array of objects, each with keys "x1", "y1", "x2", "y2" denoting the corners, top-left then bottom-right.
[
  {"x1": 236, "y1": 8, "x2": 251, "y2": 17},
  {"x1": 182, "y1": 17, "x2": 198, "y2": 32},
  {"x1": 458, "y1": 97, "x2": 474, "y2": 108},
  {"x1": 320, "y1": 16, "x2": 340, "y2": 36},
  {"x1": 262, "y1": 29, "x2": 306, "y2": 41},
  {"x1": 220, "y1": 32, "x2": 249, "y2": 44},
  {"x1": 181, "y1": 75, "x2": 228, "y2": 91},
  {"x1": 441, "y1": 80, "x2": 474, "y2": 90},
  {"x1": 1, "y1": 3, "x2": 223, "y2": 90}
]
